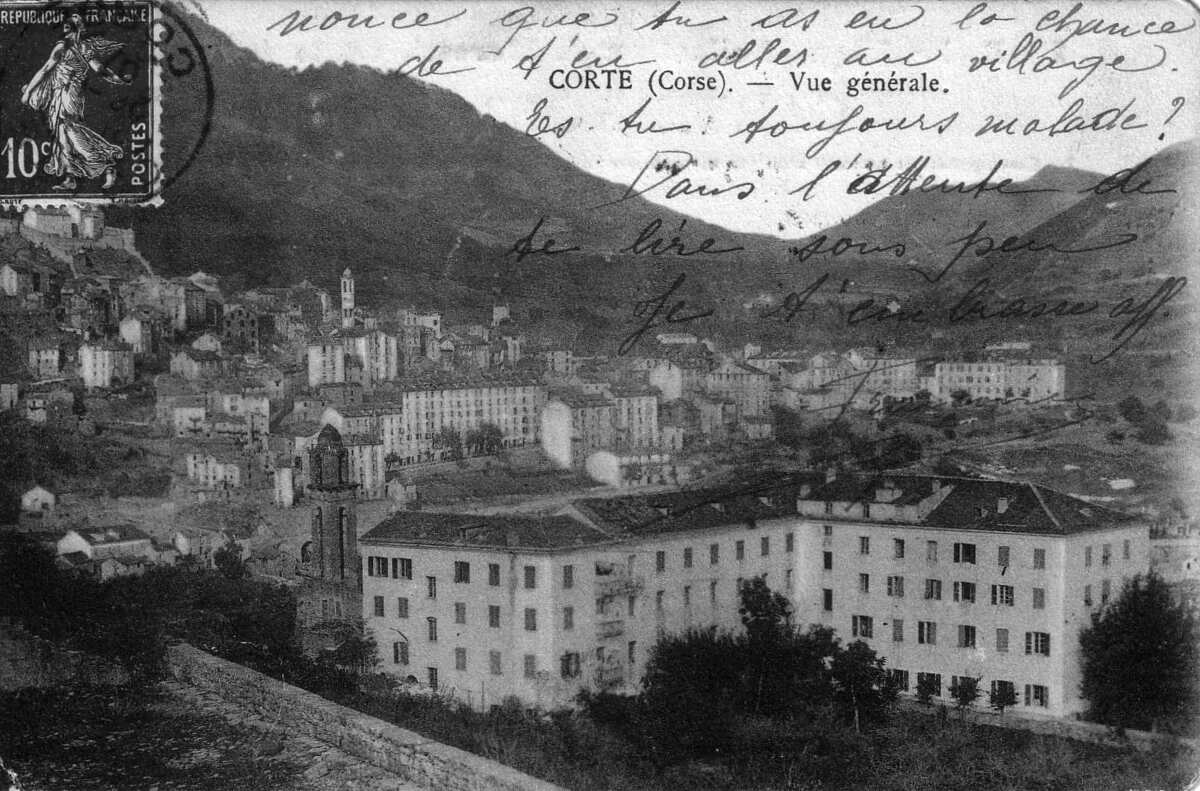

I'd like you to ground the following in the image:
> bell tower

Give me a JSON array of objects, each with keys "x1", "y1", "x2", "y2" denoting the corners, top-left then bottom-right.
[
  {"x1": 340, "y1": 267, "x2": 355, "y2": 328},
  {"x1": 307, "y1": 424, "x2": 358, "y2": 582},
  {"x1": 297, "y1": 424, "x2": 363, "y2": 654}
]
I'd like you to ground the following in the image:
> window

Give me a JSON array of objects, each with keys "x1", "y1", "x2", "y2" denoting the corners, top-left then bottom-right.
[
  {"x1": 454, "y1": 561, "x2": 470, "y2": 583},
  {"x1": 1084, "y1": 546, "x2": 1093, "y2": 567},
  {"x1": 918, "y1": 621, "x2": 937, "y2": 645},
  {"x1": 852, "y1": 615, "x2": 874, "y2": 639},
  {"x1": 997, "y1": 545, "x2": 1010, "y2": 567},
  {"x1": 761, "y1": 536, "x2": 770, "y2": 556},
  {"x1": 926, "y1": 540, "x2": 938, "y2": 563},
  {"x1": 825, "y1": 501, "x2": 833, "y2": 515},
  {"x1": 863, "y1": 503, "x2": 871, "y2": 519},
  {"x1": 887, "y1": 575, "x2": 905, "y2": 597},
  {"x1": 562, "y1": 564, "x2": 574, "y2": 589},
  {"x1": 1033, "y1": 548, "x2": 1046, "y2": 570},
  {"x1": 917, "y1": 672, "x2": 941, "y2": 697},
  {"x1": 426, "y1": 576, "x2": 437, "y2": 599},
  {"x1": 523, "y1": 654, "x2": 537, "y2": 678},
  {"x1": 1101, "y1": 543, "x2": 1111, "y2": 566},
  {"x1": 1101, "y1": 579, "x2": 1111, "y2": 604},
  {"x1": 823, "y1": 551, "x2": 833, "y2": 571},
  {"x1": 1123, "y1": 539, "x2": 1131, "y2": 560},
  {"x1": 709, "y1": 543, "x2": 719, "y2": 565},
  {"x1": 924, "y1": 579, "x2": 942, "y2": 600},
  {"x1": 823, "y1": 524, "x2": 833, "y2": 537},
  {"x1": 560, "y1": 652, "x2": 580, "y2": 679},
  {"x1": 397, "y1": 597, "x2": 409, "y2": 618},
  {"x1": 628, "y1": 640, "x2": 637, "y2": 665},
  {"x1": 524, "y1": 608, "x2": 537, "y2": 631},
  {"x1": 393, "y1": 641, "x2": 409, "y2": 665},
  {"x1": 488, "y1": 604, "x2": 500, "y2": 628},
  {"x1": 1024, "y1": 684, "x2": 1048, "y2": 708},
  {"x1": 683, "y1": 585, "x2": 691, "y2": 607},
  {"x1": 455, "y1": 647, "x2": 467, "y2": 671},
  {"x1": 367, "y1": 556, "x2": 385, "y2": 577},
  {"x1": 736, "y1": 540, "x2": 745, "y2": 560},
  {"x1": 894, "y1": 538, "x2": 905, "y2": 559},
  {"x1": 710, "y1": 581, "x2": 718, "y2": 605},
  {"x1": 953, "y1": 542, "x2": 976, "y2": 564},
  {"x1": 1025, "y1": 631, "x2": 1051, "y2": 656},
  {"x1": 786, "y1": 569, "x2": 794, "y2": 590},
  {"x1": 889, "y1": 668, "x2": 910, "y2": 691},
  {"x1": 490, "y1": 650, "x2": 502, "y2": 676},
  {"x1": 823, "y1": 588, "x2": 833, "y2": 611},
  {"x1": 1032, "y1": 587, "x2": 1046, "y2": 610},
  {"x1": 859, "y1": 536, "x2": 870, "y2": 555},
  {"x1": 1083, "y1": 585, "x2": 1093, "y2": 607},
  {"x1": 786, "y1": 532, "x2": 795, "y2": 553},
  {"x1": 893, "y1": 618, "x2": 904, "y2": 642},
  {"x1": 957, "y1": 624, "x2": 977, "y2": 648},
  {"x1": 990, "y1": 584, "x2": 1014, "y2": 606},
  {"x1": 995, "y1": 628, "x2": 1009, "y2": 653},
  {"x1": 450, "y1": 602, "x2": 465, "y2": 625},
  {"x1": 683, "y1": 547, "x2": 693, "y2": 568},
  {"x1": 427, "y1": 617, "x2": 438, "y2": 642},
  {"x1": 427, "y1": 667, "x2": 438, "y2": 689},
  {"x1": 655, "y1": 590, "x2": 664, "y2": 612},
  {"x1": 991, "y1": 679, "x2": 1015, "y2": 702},
  {"x1": 373, "y1": 596, "x2": 384, "y2": 617},
  {"x1": 953, "y1": 581, "x2": 976, "y2": 603},
  {"x1": 859, "y1": 573, "x2": 870, "y2": 594},
  {"x1": 524, "y1": 565, "x2": 537, "y2": 589},
  {"x1": 395, "y1": 557, "x2": 412, "y2": 579},
  {"x1": 488, "y1": 563, "x2": 500, "y2": 586},
  {"x1": 656, "y1": 551, "x2": 666, "y2": 572}
]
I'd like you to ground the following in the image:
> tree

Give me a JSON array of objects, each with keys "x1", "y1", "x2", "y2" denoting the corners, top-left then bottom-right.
[
  {"x1": 1135, "y1": 419, "x2": 1170, "y2": 445},
  {"x1": 214, "y1": 543, "x2": 247, "y2": 580},
  {"x1": 1117, "y1": 395, "x2": 1146, "y2": 424},
  {"x1": 1079, "y1": 573, "x2": 1200, "y2": 733},
  {"x1": 830, "y1": 640, "x2": 897, "y2": 731},
  {"x1": 989, "y1": 682, "x2": 1017, "y2": 715},
  {"x1": 738, "y1": 575, "x2": 792, "y2": 644},
  {"x1": 949, "y1": 676, "x2": 981, "y2": 714},
  {"x1": 950, "y1": 389, "x2": 971, "y2": 407},
  {"x1": 915, "y1": 674, "x2": 940, "y2": 705}
]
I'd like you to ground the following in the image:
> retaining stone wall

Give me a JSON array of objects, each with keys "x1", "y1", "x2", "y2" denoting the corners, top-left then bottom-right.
[{"x1": 167, "y1": 643, "x2": 565, "y2": 791}]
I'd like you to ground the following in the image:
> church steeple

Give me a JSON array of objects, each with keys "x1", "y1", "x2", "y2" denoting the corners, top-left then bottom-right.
[
  {"x1": 340, "y1": 267, "x2": 355, "y2": 328},
  {"x1": 306, "y1": 424, "x2": 358, "y2": 582}
]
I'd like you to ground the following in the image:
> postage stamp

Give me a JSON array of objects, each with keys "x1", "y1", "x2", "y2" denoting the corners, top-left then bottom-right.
[{"x1": 0, "y1": 1, "x2": 161, "y2": 205}]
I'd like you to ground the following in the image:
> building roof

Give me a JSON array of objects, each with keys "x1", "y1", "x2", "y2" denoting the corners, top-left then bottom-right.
[
  {"x1": 361, "y1": 512, "x2": 609, "y2": 550},
  {"x1": 73, "y1": 524, "x2": 151, "y2": 545},
  {"x1": 359, "y1": 472, "x2": 1140, "y2": 551}
]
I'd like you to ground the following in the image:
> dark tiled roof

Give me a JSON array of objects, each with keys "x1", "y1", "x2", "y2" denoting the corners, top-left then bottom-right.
[{"x1": 361, "y1": 512, "x2": 609, "y2": 550}]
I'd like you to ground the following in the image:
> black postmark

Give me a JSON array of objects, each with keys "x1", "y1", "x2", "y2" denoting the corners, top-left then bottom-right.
[{"x1": 0, "y1": 0, "x2": 215, "y2": 205}]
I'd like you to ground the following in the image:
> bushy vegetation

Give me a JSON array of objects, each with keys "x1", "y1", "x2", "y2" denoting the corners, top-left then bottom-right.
[
  {"x1": 1116, "y1": 396, "x2": 1173, "y2": 445},
  {"x1": 0, "y1": 412, "x2": 170, "y2": 521},
  {"x1": 1080, "y1": 573, "x2": 1200, "y2": 734},
  {"x1": 0, "y1": 533, "x2": 299, "y2": 686}
]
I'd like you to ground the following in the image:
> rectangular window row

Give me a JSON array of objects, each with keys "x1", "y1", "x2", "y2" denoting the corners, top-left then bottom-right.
[
  {"x1": 366, "y1": 556, "x2": 413, "y2": 579},
  {"x1": 656, "y1": 532, "x2": 795, "y2": 573}
]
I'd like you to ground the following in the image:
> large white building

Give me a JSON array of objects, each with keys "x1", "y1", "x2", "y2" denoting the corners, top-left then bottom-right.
[
  {"x1": 360, "y1": 472, "x2": 1147, "y2": 718},
  {"x1": 380, "y1": 375, "x2": 546, "y2": 466},
  {"x1": 932, "y1": 359, "x2": 1065, "y2": 403}
]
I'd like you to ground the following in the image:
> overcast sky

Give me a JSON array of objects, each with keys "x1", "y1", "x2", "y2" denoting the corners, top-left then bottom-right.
[{"x1": 194, "y1": 0, "x2": 1198, "y2": 236}]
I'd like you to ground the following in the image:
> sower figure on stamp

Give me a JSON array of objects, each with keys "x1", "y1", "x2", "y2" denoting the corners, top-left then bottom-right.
[{"x1": 19, "y1": 13, "x2": 132, "y2": 191}]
